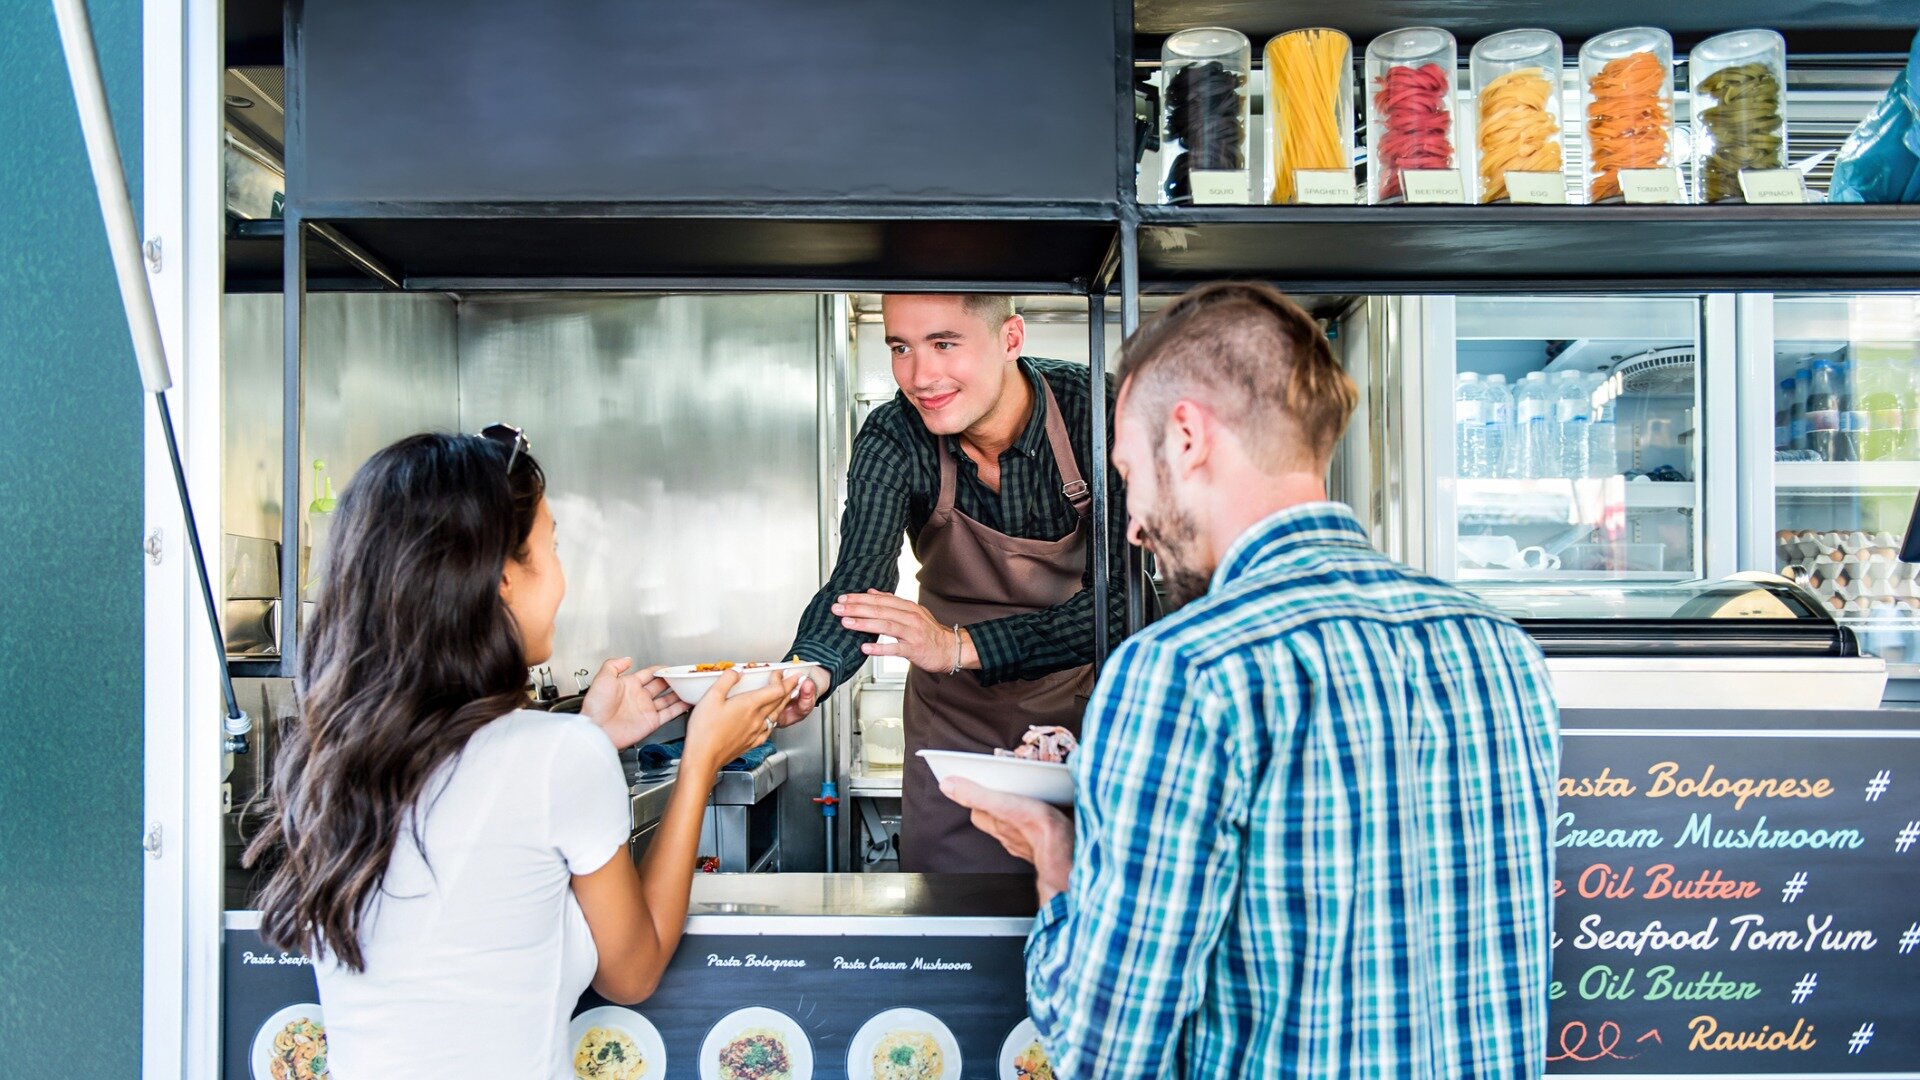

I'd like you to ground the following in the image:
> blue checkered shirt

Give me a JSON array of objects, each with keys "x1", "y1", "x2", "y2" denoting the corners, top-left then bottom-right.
[{"x1": 1026, "y1": 503, "x2": 1559, "y2": 1078}]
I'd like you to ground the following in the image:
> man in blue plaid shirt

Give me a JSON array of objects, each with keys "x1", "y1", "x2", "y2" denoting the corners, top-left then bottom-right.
[{"x1": 946, "y1": 282, "x2": 1559, "y2": 1078}]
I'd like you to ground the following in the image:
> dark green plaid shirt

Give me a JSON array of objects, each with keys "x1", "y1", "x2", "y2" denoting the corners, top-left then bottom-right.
[{"x1": 788, "y1": 356, "x2": 1129, "y2": 689}]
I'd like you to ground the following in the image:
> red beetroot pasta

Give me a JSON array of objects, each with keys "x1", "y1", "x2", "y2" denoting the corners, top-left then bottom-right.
[{"x1": 1372, "y1": 62, "x2": 1454, "y2": 200}]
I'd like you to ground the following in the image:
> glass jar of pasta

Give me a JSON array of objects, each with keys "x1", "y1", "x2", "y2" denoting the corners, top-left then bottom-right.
[
  {"x1": 1365, "y1": 27, "x2": 1460, "y2": 205},
  {"x1": 1160, "y1": 27, "x2": 1252, "y2": 205},
  {"x1": 1579, "y1": 27, "x2": 1677, "y2": 204},
  {"x1": 1689, "y1": 29, "x2": 1789, "y2": 203},
  {"x1": 1468, "y1": 29, "x2": 1565, "y2": 204},
  {"x1": 1264, "y1": 29, "x2": 1354, "y2": 204}
]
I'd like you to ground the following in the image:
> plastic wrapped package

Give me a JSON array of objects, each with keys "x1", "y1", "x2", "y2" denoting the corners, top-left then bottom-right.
[
  {"x1": 1469, "y1": 29, "x2": 1565, "y2": 203},
  {"x1": 1161, "y1": 27, "x2": 1252, "y2": 205},
  {"x1": 1580, "y1": 27, "x2": 1675, "y2": 203},
  {"x1": 1366, "y1": 27, "x2": 1459, "y2": 204},
  {"x1": 1690, "y1": 29, "x2": 1788, "y2": 203},
  {"x1": 1828, "y1": 30, "x2": 1920, "y2": 204},
  {"x1": 1264, "y1": 29, "x2": 1354, "y2": 203}
]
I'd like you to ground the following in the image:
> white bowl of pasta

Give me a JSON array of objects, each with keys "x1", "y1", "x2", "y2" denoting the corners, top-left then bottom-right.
[
  {"x1": 656, "y1": 660, "x2": 826, "y2": 706},
  {"x1": 251, "y1": 1003, "x2": 328, "y2": 1080}
]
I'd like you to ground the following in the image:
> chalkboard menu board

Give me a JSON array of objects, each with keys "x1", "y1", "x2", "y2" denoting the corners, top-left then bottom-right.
[
  {"x1": 222, "y1": 716, "x2": 1920, "y2": 1078},
  {"x1": 1548, "y1": 730, "x2": 1920, "y2": 1075},
  {"x1": 223, "y1": 924, "x2": 1036, "y2": 1080}
]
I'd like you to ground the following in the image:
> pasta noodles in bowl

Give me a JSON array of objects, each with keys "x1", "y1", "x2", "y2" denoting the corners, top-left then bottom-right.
[
  {"x1": 574, "y1": 1025, "x2": 647, "y2": 1079},
  {"x1": 252, "y1": 1010, "x2": 328, "y2": 1080},
  {"x1": 699, "y1": 1005, "x2": 812, "y2": 1080},
  {"x1": 1012, "y1": 1040, "x2": 1053, "y2": 1080},
  {"x1": 718, "y1": 1028, "x2": 793, "y2": 1080},
  {"x1": 872, "y1": 1031, "x2": 943, "y2": 1080}
]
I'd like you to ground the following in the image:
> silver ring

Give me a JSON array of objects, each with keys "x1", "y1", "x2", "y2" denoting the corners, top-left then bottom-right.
[{"x1": 764, "y1": 717, "x2": 777, "y2": 733}]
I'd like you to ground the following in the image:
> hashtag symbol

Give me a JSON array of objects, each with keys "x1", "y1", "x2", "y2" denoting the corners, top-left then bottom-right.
[
  {"x1": 1849, "y1": 1023, "x2": 1874, "y2": 1054},
  {"x1": 1791, "y1": 973, "x2": 1818, "y2": 1003},
  {"x1": 1781, "y1": 872, "x2": 1809, "y2": 903},
  {"x1": 1867, "y1": 770, "x2": 1892, "y2": 801},
  {"x1": 1899, "y1": 822, "x2": 1920, "y2": 853},
  {"x1": 1900, "y1": 923, "x2": 1920, "y2": 955}
]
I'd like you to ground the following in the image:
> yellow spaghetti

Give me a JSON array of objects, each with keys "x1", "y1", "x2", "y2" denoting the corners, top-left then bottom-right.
[
  {"x1": 1476, "y1": 67, "x2": 1562, "y2": 202},
  {"x1": 1265, "y1": 29, "x2": 1352, "y2": 203}
]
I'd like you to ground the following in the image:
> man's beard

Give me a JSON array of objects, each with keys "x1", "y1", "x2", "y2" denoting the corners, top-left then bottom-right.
[{"x1": 1137, "y1": 459, "x2": 1211, "y2": 608}]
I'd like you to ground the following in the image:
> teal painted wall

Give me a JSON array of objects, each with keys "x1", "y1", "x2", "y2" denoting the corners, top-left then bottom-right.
[{"x1": 0, "y1": 0, "x2": 146, "y2": 1074}]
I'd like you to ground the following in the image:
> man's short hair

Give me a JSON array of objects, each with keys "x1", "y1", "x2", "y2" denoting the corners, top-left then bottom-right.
[
  {"x1": 961, "y1": 294, "x2": 1017, "y2": 330},
  {"x1": 1115, "y1": 281, "x2": 1357, "y2": 472}
]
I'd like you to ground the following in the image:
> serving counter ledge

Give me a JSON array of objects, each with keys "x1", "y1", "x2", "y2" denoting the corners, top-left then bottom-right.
[{"x1": 685, "y1": 873, "x2": 1039, "y2": 936}]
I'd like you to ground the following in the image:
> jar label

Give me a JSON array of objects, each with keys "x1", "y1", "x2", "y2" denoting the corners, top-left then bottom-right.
[
  {"x1": 1504, "y1": 171, "x2": 1568, "y2": 204},
  {"x1": 1619, "y1": 168, "x2": 1683, "y2": 204},
  {"x1": 1738, "y1": 169, "x2": 1807, "y2": 204},
  {"x1": 1294, "y1": 169, "x2": 1356, "y2": 204},
  {"x1": 1402, "y1": 169, "x2": 1467, "y2": 204},
  {"x1": 1191, "y1": 170, "x2": 1250, "y2": 205}
]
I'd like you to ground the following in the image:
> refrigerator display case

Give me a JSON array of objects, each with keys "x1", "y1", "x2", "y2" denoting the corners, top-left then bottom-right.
[
  {"x1": 1411, "y1": 295, "x2": 1736, "y2": 586},
  {"x1": 1473, "y1": 574, "x2": 1886, "y2": 710},
  {"x1": 1743, "y1": 293, "x2": 1920, "y2": 678}
]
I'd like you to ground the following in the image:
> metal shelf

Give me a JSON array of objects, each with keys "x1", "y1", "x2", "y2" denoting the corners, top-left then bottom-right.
[
  {"x1": 1136, "y1": 205, "x2": 1920, "y2": 294},
  {"x1": 1132, "y1": 0, "x2": 1919, "y2": 53},
  {"x1": 847, "y1": 769, "x2": 904, "y2": 799},
  {"x1": 1776, "y1": 461, "x2": 1920, "y2": 491},
  {"x1": 225, "y1": 218, "x2": 388, "y2": 293},
  {"x1": 292, "y1": 208, "x2": 1122, "y2": 294},
  {"x1": 1457, "y1": 569, "x2": 1692, "y2": 583},
  {"x1": 1457, "y1": 478, "x2": 1695, "y2": 526}
]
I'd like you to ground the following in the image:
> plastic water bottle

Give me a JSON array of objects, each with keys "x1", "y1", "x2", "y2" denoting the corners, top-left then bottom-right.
[
  {"x1": 1455, "y1": 372, "x2": 1489, "y2": 478},
  {"x1": 1587, "y1": 373, "x2": 1618, "y2": 477},
  {"x1": 1791, "y1": 363, "x2": 1811, "y2": 451},
  {"x1": 1512, "y1": 371, "x2": 1552, "y2": 479},
  {"x1": 1807, "y1": 358, "x2": 1840, "y2": 461},
  {"x1": 1774, "y1": 377, "x2": 1792, "y2": 451},
  {"x1": 1862, "y1": 358, "x2": 1901, "y2": 461},
  {"x1": 1902, "y1": 362, "x2": 1920, "y2": 461},
  {"x1": 1553, "y1": 370, "x2": 1591, "y2": 479},
  {"x1": 1484, "y1": 374, "x2": 1513, "y2": 479}
]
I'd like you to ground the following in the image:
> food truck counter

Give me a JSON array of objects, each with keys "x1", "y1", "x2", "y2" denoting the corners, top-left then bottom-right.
[
  {"x1": 225, "y1": 704, "x2": 1920, "y2": 1078},
  {"x1": 222, "y1": 581, "x2": 1920, "y2": 1077}
]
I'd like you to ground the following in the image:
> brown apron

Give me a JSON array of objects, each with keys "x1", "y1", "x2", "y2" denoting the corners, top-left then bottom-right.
[{"x1": 901, "y1": 380, "x2": 1096, "y2": 873}]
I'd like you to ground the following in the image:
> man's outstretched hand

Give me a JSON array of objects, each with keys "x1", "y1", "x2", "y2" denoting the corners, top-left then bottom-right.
[{"x1": 940, "y1": 776, "x2": 1074, "y2": 903}]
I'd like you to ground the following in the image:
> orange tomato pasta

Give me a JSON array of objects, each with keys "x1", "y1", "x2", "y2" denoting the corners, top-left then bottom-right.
[
  {"x1": 1584, "y1": 50, "x2": 1671, "y2": 202},
  {"x1": 1476, "y1": 67, "x2": 1561, "y2": 202},
  {"x1": 1265, "y1": 29, "x2": 1352, "y2": 203}
]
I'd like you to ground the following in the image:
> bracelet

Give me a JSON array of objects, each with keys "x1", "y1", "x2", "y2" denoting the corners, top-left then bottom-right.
[{"x1": 949, "y1": 623, "x2": 963, "y2": 675}]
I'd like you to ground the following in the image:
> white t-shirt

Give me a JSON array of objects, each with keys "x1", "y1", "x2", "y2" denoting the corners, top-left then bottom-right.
[{"x1": 314, "y1": 710, "x2": 630, "y2": 1080}]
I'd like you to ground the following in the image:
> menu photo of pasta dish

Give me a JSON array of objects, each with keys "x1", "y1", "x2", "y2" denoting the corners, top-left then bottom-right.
[
  {"x1": 998, "y1": 1018, "x2": 1054, "y2": 1080},
  {"x1": 250, "y1": 1004, "x2": 328, "y2": 1080},
  {"x1": 849, "y1": 1008, "x2": 961, "y2": 1080},
  {"x1": 700, "y1": 1005, "x2": 814, "y2": 1080},
  {"x1": 570, "y1": 1005, "x2": 667, "y2": 1080}
]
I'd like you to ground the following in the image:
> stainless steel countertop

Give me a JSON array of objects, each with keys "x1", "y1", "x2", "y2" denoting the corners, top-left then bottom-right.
[
  {"x1": 629, "y1": 775, "x2": 678, "y2": 832},
  {"x1": 711, "y1": 750, "x2": 788, "y2": 806},
  {"x1": 689, "y1": 873, "x2": 1039, "y2": 919},
  {"x1": 628, "y1": 750, "x2": 791, "y2": 831}
]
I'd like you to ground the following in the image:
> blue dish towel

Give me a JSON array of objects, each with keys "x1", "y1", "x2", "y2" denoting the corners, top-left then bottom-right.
[{"x1": 633, "y1": 739, "x2": 776, "y2": 772}]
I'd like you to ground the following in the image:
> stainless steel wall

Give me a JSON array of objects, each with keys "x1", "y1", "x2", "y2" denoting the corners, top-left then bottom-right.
[
  {"x1": 222, "y1": 293, "x2": 462, "y2": 544},
  {"x1": 457, "y1": 294, "x2": 829, "y2": 868}
]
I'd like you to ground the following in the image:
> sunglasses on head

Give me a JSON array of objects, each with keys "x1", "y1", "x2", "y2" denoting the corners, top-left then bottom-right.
[{"x1": 478, "y1": 422, "x2": 529, "y2": 474}]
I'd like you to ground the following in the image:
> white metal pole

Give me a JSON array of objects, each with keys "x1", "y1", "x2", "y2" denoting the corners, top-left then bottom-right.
[
  {"x1": 50, "y1": 0, "x2": 171, "y2": 395},
  {"x1": 51, "y1": 0, "x2": 249, "y2": 737}
]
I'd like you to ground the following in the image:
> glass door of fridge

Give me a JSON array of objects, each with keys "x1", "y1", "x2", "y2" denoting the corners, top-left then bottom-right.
[
  {"x1": 1758, "y1": 294, "x2": 1920, "y2": 676},
  {"x1": 1430, "y1": 295, "x2": 1716, "y2": 584}
]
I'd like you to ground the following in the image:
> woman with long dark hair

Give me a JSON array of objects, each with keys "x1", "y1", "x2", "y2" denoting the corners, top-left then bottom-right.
[{"x1": 245, "y1": 428, "x2": 800, "y2": 1077}]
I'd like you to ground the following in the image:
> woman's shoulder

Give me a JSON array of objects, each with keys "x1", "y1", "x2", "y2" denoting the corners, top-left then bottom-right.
[{"x1": 470, "y1": 709, "x2": 615, "y2": 764}]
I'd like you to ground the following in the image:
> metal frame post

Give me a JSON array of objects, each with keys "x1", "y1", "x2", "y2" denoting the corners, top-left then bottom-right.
[{"x1": 1089, "y1": 289, "x2": 1111, "y2": 665}]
